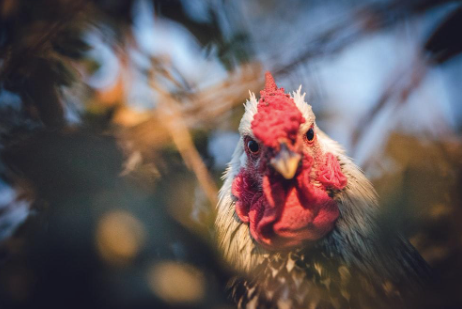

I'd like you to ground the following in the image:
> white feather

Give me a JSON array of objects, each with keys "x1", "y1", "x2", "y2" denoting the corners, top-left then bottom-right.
[
  {"x1": 238, "y1": 91, "x2": 259, "y2": 138},
  {"x1": 292, "y1": 85, "x2": 315, "y2": 132}
]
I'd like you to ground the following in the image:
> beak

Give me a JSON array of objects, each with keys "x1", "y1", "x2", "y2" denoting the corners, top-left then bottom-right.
[{"x1": 270, "y1": 142, "x2": 301, "y2": 179}]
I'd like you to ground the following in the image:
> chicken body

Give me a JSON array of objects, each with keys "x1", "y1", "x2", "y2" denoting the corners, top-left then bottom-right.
[{"x1": 215, "y1": 73, "x2": 430, "y2": 309}]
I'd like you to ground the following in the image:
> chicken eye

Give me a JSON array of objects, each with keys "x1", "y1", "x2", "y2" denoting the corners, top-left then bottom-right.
[
  {"x1": 247, "y1": 140, "x2": 260, "y2": 154},
  {"x1": 305, "y1": 127, "x2": 315, "y2": 142}
]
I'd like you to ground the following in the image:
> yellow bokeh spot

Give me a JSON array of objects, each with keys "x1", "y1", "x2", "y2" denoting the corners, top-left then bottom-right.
[
  {"x1": 96, "y1": 210, "x2": 146, "y2": 266},
  {"x1": 147, "y1": 261, "x2": 205, "y2": 304}
]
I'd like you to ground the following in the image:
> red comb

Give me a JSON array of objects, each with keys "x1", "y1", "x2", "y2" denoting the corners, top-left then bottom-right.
[
  {"x1": 252, "y1": 72, "x2": 305, "y2": 148},
  {"x1": 264, "y1": 71, "x2": 277, "y2": 92}
]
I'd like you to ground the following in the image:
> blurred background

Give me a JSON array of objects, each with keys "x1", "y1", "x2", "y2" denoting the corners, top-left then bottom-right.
[{"x1": 0, "y1": 0, "x2": 461, "y2": 308}]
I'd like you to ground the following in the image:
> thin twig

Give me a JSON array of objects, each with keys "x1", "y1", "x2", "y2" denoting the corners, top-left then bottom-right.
[
  {"x1": 151, "y1": 77, "x2": 219, "y2": 206},
  {"x1": 124, "y1": 63, "x2": 262, "y2": 152}
]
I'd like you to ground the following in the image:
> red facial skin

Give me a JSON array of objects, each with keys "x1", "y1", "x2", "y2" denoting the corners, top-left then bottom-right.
[{"x1": 232, "y1": 73, "x2": 347, "y2": 250}]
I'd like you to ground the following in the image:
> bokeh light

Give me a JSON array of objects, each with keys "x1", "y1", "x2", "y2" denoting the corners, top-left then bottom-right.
[
  {"x1": 147, "y1": 261, "x2": 205, "y2": 305},
  {"x1": 96, "y1": 210, "x2": 146, "y2": 266}
]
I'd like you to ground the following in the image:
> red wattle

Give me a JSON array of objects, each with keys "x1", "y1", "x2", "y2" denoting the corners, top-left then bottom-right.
[
  {"x1": 317, "y1": 153, "x2": 348, "y2": 190},
  {"x1": 232, "y1": 152, "x2": 346, "y2": 250}
]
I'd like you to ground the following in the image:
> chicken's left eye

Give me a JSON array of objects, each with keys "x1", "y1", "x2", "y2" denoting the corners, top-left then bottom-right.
[
  {"x1": 305, "y1": 127, "x2": 315, "y2": 142},
  {"x1": 247, "y1": 140, "x2": 260, "y2": 154}
]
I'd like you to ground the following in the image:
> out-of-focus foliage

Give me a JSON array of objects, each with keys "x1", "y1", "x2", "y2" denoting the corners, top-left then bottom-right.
[
  {"x1": 373, "y1": 133, "x2": 462, "y2": 307},
  {"x1": 0, "y1": 0, "x2": 461, "y2": 308}
]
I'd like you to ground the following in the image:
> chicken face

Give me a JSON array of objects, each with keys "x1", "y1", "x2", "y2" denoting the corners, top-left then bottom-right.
[{"x1": 231, "y1": 72, "x2": 347, "y2": 250}]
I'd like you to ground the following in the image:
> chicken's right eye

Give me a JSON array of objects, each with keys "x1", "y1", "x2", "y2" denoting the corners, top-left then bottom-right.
[{"x1": 247, "y1": 140, "x2": 260, "y2": 154}]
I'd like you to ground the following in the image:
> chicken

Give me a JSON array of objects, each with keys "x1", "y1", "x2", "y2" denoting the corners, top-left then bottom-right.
[{"x1": 215, "y1": 72, "x2": 431, "y2": 309}]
